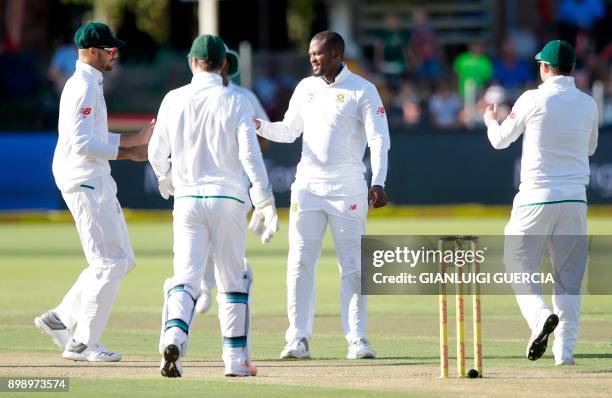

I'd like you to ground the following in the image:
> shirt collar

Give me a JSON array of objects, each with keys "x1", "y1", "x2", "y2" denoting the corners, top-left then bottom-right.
[
  {"x1": 191, "y1": 71, "x2": 223, "y2": 87},
  {"x1": 320, "y1": 64, "x2": 351, "y2": 86},
  {"x1": 75, "y1": 60, "x2": 103, "y2": 85},
  {"x1": 539, "y1": 75, "x2": 575, "y2": 90}
]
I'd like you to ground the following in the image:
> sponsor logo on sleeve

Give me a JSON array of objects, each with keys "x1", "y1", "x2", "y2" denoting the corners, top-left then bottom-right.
[
  {"x1": 80, "y1": 107, "x2": 92, "y2": 117},
  {"x1": 375, "y1": 106, "x2": 386, "y2": 117}
]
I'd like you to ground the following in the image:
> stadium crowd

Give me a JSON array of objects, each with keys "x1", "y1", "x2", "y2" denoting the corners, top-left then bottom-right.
[
  {"x1": 1, "y1": 0, "x2": 611, "y2": 133},
  {"x1": 362, "y1": 3, "x2": 610, "y2": 131}
]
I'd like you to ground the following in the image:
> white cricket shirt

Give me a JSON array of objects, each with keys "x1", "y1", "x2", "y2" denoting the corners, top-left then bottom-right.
[
  {"x1": 52, "y1": 60, "x2": 120, "y2": 191},
  {"x1": 257, "y1": 65, "x2": 390, "y2": 196},
  {"x1": 148, "y1": 71, "x2": 269, "y2": 201},
  {"x1": 485, "y1": 75, "x2": 598, "y2": 205}
]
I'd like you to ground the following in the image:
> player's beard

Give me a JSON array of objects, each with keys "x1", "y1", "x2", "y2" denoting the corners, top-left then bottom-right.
[
  {"x1": 95, "y1": 52, "x2": 115, "y2": 72},
  {"x1": 103, "y1": 58, "x2": 115, "y2": 72}
]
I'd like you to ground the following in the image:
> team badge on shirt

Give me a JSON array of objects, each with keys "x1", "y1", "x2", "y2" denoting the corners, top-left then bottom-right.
[{"x1": 336, "y1": 93, "x2": 345, "y2": 104}]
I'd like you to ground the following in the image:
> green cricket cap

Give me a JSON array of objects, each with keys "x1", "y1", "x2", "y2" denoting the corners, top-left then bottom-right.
[
  {"x1": 188, "y1": 35, "x2": 226, "y2": 66},
  {"x1": 74, "y1": 22, "x2": 125, "y2": 49},
  {"x1": 535, "y1": 40, "x2": 575, "y2": 70},
  {"x1": 225, "y1": 47, "x2": 239, "y2": 77}
]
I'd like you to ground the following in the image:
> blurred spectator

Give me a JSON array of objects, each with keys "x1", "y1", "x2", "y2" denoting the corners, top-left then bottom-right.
[
  {"x1": 392, "y1": 80, "x2": 421, "y2": 126},
  {"x1": 428, "y1": 81, "x2": 462, "y2": 129},
  {"x1": 508, "y1": 30, "x2": 538, "y2": 61},
  {"x1": 492, "y1": 39, "x2": 534, "y2": 100},
  {"x1": 592, "y1": 4, "x2": 612, "y2": 53},
  {"x1": 461, "y1": 85, "x2": 509, "y2": 127},
  {"x1": 602, "y1": 41, "x2": 612, "y2": 62},
  {"x1": 574, "y1": 69, "x2": 592, "y2": 93},
  {"x1": 407, "y1": 8, "x2": 441, "y2": 83},
  {"x1": 556, "y1": 0, "x2": 604, "y2": 29},
  {"x1": 47, "y1": 33, "x2": 78, "y2": 95},
  {"x1": 373, "y1": 14, "x2": 410, "y2": 88},
  {"x1": 538, "y1": 0, "x2": 555, "y2": 24},
  {"x1": 453, "y1": 42, "x2": 493, "y2": 99},
  {"x1": 253, "y1": 61, "x2": 295, "y2": 121},
  {"x1": 556, "y1": 0, "x2": 605, "y2": 44}
]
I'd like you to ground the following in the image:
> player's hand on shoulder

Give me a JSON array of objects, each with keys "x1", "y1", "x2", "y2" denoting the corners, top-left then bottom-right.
[{"x1": 369, "y1": 185, "x2": 387, "y2": 209}]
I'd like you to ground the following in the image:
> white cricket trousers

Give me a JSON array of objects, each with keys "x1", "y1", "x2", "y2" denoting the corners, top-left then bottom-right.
[
  {"x1": 504, "y1": 201, "x2": 587, "y2": 364},
  {"x1": 54, "y1": 175, "x2": 135, "y2": 346},
  {"x1": 285, "y1": 187, "x2": 368, "y2": 344},
  {"x1": 161, "y1": 195, "x2": 252, "y2": 360}
]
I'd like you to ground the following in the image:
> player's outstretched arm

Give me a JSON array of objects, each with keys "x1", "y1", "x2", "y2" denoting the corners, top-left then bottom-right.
[
  {"x1": 119, "y1": 118, "x2": 156, "y2": 148},
  {"x1": 117, "y1": 144, "x2": 148, "y2": 161},
  {"x1": 484, "y1": 93, "x2": 532, "y2": 150},
  {"x1": 255, "y1": 84, "x2": 304, "y2": 143}
]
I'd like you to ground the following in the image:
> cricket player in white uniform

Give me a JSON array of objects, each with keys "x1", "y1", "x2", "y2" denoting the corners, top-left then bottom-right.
[
  {"x1": 34, "y1": 22, "x2": 154, "y2": 362},
  {"x1": 148, "y1": 35, "x2": 278, "y2": 378},
  {"x1": 484, "y1": 40, "x2": 598, "y2": 365},
  {"x1": 195, "y1": 47, "x2": 271, "y2": 315},
  {"x1": 255, "y1": 31, "x2": 390, "y2": 360}
]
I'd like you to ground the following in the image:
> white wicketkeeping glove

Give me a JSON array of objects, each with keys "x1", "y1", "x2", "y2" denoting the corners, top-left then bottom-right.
[
  {"x1": 248, "y1": 186, "x2": 279, "y2": 244},
  {"x1": 158, "y1": 173, "x2": 174, "y2": 200}
]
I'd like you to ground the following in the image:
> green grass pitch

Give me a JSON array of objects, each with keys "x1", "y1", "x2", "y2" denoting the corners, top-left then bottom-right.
[{"x1": 1, "y1": 216, "x2": 611, "y2": 397}]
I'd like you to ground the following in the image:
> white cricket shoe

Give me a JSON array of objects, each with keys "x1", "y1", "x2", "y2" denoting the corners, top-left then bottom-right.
[
  {"x1": 347, "y1": 337, "x2": 376, "y2": 359},
  {"x1": 223, "y1": 347, "x2": 257, "y2": 377},
  {"x1": 555, "y1": 358, "x2": 576, "y2": 366},
  {"x1": 62, "y1": 339, "x2": 121, "y2": 362},
  {"x1": 225, "y1": 361, "x2": 257, "y2": 377},
  {"x1": 34, "y1": 311, "x2": 72, "y2": 349},
  {"x1": 160, "y1": 344, "x2": 182, "y2": 377},
  {"x1": 280, "y1": 337, "x2": 311, "y2": 359}
]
